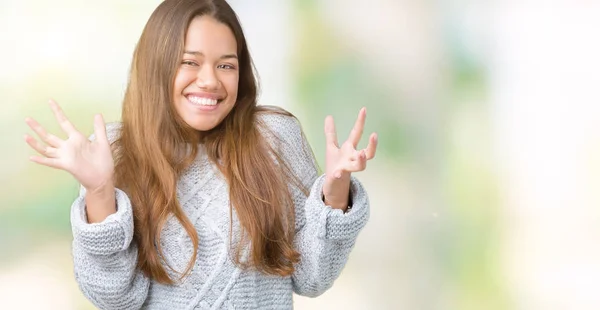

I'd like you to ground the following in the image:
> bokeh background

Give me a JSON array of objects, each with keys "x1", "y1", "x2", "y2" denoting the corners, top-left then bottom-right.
[{"x1": 1, "y1": 0, "x2": 599, "y2": 309}]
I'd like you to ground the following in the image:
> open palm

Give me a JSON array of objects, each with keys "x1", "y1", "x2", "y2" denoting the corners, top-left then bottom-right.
[
  {"x1": 324, "y1": 107, "x2": 377, "y2": 181},
  {"x1": 25, "y1": 100, "x2": 114, "y2": 193},
  {"x1": 321, "y1": 107, "x2": 377, "y2": 209}
]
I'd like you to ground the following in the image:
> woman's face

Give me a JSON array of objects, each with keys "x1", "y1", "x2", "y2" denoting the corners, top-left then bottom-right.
[{"x1": 172, "y1": 15, "x2": 239, "y2": 131}]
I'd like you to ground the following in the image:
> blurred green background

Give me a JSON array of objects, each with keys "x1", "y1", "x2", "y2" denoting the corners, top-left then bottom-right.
[{"x1": 1, "y1": 1, "x2": 599, "y2": 309}]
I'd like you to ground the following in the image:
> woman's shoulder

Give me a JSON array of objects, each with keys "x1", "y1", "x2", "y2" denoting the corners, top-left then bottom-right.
[
  {"x1": 255, "y1": 105, "x2": 303, "y2": 141},
  {"x1": 88, "y1": 121, "x2": 122, "y2": 144},
  {"x1": 105, "y1": 122, "x2": 122, "y2": 140}
]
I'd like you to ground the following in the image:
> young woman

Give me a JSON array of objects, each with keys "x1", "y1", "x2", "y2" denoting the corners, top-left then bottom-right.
[{"x1": 24, "y1": 0, "x2": 377, "y2": 308}]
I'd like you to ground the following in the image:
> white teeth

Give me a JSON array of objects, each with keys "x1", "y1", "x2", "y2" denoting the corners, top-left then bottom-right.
[{"x1": 188, "y1": 96, "x2": 218, "y2": 106}]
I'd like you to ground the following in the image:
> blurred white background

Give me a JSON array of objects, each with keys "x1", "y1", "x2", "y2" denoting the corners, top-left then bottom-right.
[{"x1": 1, "y1": 0, "x2": 599, "y2": 309}]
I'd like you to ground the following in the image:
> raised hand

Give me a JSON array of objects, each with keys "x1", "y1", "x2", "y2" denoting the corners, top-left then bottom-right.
[
  {"x1": 24, "y1": 100, "x2": 115, "y2": 193},
  {"x1": 322, "y1": 107, "x2": 377, "y2": 210}
]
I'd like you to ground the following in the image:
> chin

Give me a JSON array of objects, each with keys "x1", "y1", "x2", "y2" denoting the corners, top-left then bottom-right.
[
  {"x1": 186, "y1": 120, "x2": 221, "y2": 132},
  {"x1": 185, "y1": 112, "x2": 232, "y2": 131}
]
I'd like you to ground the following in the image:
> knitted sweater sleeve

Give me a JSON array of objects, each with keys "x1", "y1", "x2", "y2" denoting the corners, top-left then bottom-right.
[
  {"x1": 70, "y1": 123, "x2": 149, "y2": 310},
  {"x1": 258, "y1": 112, "x2": 370, "y2": 298}
]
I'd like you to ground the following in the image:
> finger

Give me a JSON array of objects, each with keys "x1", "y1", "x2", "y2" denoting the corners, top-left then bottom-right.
[
  {"x1": 345, "y1": 151, "x2": 368, "y2": 172},
  {"x1": 348, "y1": 107, "x2": 366, "y2": 148},
  {"x1": 29, "y1": 155, "x2": 62, "y2": 169},
  {"x1": 25, "y1": 117, "x2": 63, "y2": 147},
  {"x1": 336, "y1": 163, "x2": 366, "y2": 175},
  {"x1": 324, "y1": 115, "x2": 339, "y2": 148},
  {"x1": 24, "y1": 134, "x2": 56, "y2": 157},
  {"x1": 364, "y1": 133, "x2": 378, "y2": 160},
  {"x1": 93, "y1": 114, "x2": 108, "y2": 144},
  {"x1": 353, "y1": 156, "x2": 367, "y2": 171},
  {"x1": 49, "y1": 99, "x2": 78, "y2": 136},
  {"x1": 347, "y1": 148, "x2": 361, "y2": 161}
]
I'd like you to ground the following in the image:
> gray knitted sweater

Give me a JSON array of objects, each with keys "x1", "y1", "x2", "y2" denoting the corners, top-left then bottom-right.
[{"x1": 70, "y1": 113, "x2": 370, "y2": 309}]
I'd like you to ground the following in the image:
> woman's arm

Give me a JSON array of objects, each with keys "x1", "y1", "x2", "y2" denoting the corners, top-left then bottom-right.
[
  {"x1": 258, "y1": 112, "x2": 371, "y2": 297},
  {"x1": 291, "y1": 174, "x2": 369, "y2": 297},
  {"x1": 25, "y1": 101, "x2": 151, "y2": 308},
  {"x1": 68, "y1": 121, "x2": 149, "y2": 309},
  {"x1": 71, "y1": 186, "x2": 150, "y2": 310}
]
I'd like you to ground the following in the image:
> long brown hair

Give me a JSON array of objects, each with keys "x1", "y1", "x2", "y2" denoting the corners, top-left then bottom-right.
[{"x1": 113, "y1": 0, "x2": 308, "y2": 284}]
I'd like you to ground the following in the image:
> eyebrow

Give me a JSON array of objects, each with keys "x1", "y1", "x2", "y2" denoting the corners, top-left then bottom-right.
[{"x1": 184, "y1": 51, "x2": 238, "y2": 60}]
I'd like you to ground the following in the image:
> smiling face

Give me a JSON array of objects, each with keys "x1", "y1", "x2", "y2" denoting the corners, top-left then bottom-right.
[{"x1": 172, "y1": 15, "x2": 240, "y2": 132}]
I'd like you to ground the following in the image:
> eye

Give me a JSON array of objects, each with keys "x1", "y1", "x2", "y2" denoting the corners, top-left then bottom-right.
[
  {"x1": 217, "y1": 64, "x2": 236, "y2": 70},
  {"x1": 181, "y1": 60, "x2": 198, "y2": 66}
]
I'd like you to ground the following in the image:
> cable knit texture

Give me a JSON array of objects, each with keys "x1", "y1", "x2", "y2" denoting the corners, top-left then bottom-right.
[{"x1": 70, "y1": 112, "x2": 370, "y2": 309}]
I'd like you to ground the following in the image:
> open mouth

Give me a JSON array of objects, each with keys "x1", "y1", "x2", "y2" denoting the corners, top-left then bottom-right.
[{"x1": 186, "y1": 95, "x2": 224, "y2": 106}]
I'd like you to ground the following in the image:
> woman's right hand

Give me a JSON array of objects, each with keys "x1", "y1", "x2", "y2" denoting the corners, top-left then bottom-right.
[{"x1": 25, "y1": 100, "x2": 115, "y2": 194}]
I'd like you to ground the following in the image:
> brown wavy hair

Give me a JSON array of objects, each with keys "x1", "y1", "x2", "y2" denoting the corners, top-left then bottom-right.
[{"x1": 112, "y1": 0, "x2": 307, "y2": 284}]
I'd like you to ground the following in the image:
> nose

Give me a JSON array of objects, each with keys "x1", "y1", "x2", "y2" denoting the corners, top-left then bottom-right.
[{"x1": 195, "y1": 65, "x2": 219, "y2": 90}]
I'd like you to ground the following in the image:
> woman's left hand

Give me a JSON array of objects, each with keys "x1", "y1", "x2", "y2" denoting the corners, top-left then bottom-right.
[{"x1": 322, "y1": 107, "x2": 378, "y2": 211}]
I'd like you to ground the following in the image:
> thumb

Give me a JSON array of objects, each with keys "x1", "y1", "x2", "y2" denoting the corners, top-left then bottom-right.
[{"x1": 93, "y1": 114, "x2": 109, "y2": 144}]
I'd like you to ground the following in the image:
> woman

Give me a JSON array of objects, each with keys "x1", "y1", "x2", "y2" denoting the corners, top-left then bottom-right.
[{"x1": 24, "y1": 0, "x2": 378, "y2": 308}]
